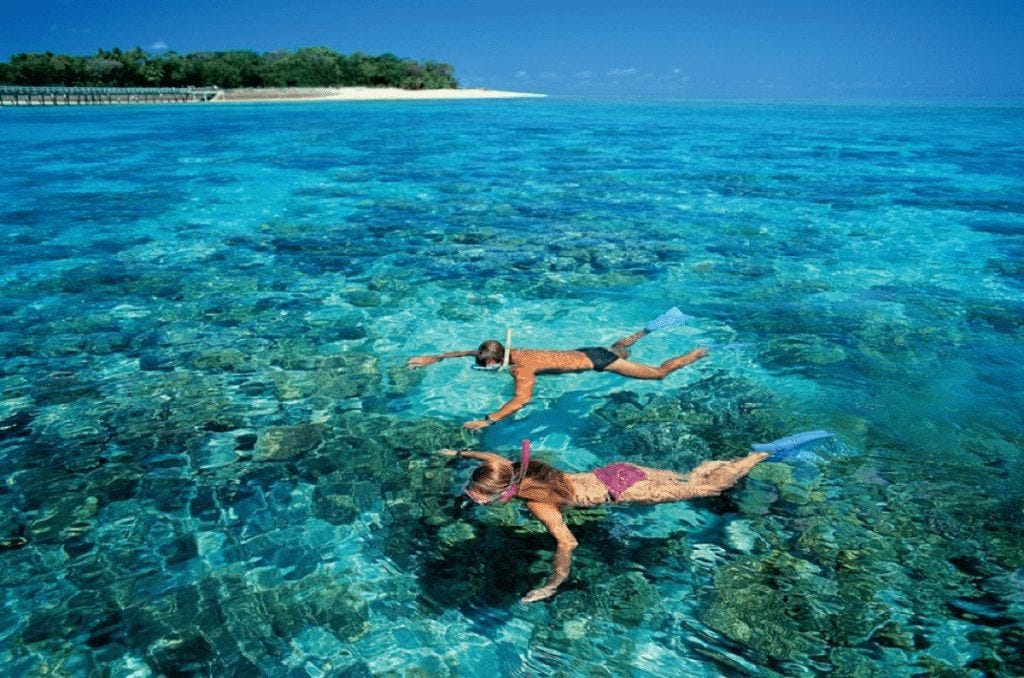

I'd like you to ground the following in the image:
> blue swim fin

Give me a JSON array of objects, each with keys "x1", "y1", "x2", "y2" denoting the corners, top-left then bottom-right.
[
  {"x1": 644, "y1": 307, "x2": 691, "y2": 333},
  {"x1": 753, "y1": 430, "x2": 835, "y2": 460}
]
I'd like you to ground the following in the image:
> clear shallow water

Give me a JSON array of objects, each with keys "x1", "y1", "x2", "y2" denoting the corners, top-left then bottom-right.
[{"x1": 1, "y1": 98, "x2": 1022, "y2": 675}]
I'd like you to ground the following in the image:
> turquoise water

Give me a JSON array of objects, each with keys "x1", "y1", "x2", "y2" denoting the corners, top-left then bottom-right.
[{"x1": 1, "y1": 98, "x2": 1022, "y2": 675}]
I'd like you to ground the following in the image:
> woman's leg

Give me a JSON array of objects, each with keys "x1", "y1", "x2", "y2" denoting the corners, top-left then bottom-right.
[
  {"x1": 617, "y1": 453, "x2": 769, "y2": 503},
  {"x1": 602, "y1": 348, "x2": 708, "y2": 380}
]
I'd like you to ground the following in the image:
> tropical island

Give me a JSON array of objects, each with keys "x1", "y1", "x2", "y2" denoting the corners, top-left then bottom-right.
[{"x1": 0, "y1": 47, "x2": 543, "y2": 102}]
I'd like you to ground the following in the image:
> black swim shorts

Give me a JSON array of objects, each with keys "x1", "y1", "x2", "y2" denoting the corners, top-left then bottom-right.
[{"x1": 577, "y1": 346, "x2": 620, "y2": 371}]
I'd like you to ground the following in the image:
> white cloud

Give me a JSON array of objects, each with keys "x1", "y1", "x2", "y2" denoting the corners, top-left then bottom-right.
[
  {"x1": 607, "y1": 68, "x2": 637, "y2": 77},
  {"x1": 150, "y1": 40, "x2": 168, "y2": 50},
  {"x1": 515, "y1": 70, "x2": 528, "y2": 78}
]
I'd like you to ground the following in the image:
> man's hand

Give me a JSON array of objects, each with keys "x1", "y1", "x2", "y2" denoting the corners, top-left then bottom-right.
[
  {"x1": 437, "y1": 449, "x2": 459, "y2": 457},
  {"x1": 521, "y1": 586, "x2": 557, "y2": 603},
  {"x1": 406, "y1": 356, "x2": 437, "y2": 369},
  {"x1": 462, "y1": 419, "x2": 490, "y2": 431}
]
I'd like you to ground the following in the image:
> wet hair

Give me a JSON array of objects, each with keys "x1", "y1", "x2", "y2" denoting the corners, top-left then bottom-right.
[
  {"x1": 475, "y1": 340, "x2": 505, "y2": 367},
  {"x1": 469, "y1": 458, "x2": 575, "y2": 504}
]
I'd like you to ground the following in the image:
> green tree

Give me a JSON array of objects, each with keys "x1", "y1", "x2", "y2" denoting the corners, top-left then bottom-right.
[
  {"x1": 156, "y1": 52, "x2": 198, "y2": 87},
  {"x1": 141, "y1": 61, "x2": 164, "y2": 85},
  {"x1": 196, "y1": 52, "x2": 241, "y2": 88},
  {"x1": 117, "y1": 47, "x2": 149, "y2": 86},
  {"x1": 294, "y1": 47, "x2": 343, "y2": 86},
  {"x1": 7, "y1": 52, "x2": 60, "y2": 85},
  {"x1": 259, "y1": 47, "x2": 344, "y2": 87},
  {"x1": 83, "y1": 49, "x2": 127, "y2": 85},
  {"x1": 224, "y1": 50, "x2": 264, "y2": 87},
  {"x1": 422, "y1": 61, "x2": 457, "y2": 89},
  {"x1": 262, "y1": 49, "x2": 300, "y2": 86},
  {"x1": 0, "y1": 46, "x2": 459, "y2": 89}
]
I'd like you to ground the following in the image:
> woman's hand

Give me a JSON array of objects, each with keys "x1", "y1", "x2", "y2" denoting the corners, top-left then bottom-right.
[
  {"x1": 521, "y1": 586, "x2": 557, "y2": 603},
  {"x1": 522, "y1": 502, "x2": 576, "y2": 604},
  {"x1": 406, "y1": 356, "x2": 437, "y2": 369},
  {"x1": 462, "y1": 419, "x2": 490, "y2": 431}
]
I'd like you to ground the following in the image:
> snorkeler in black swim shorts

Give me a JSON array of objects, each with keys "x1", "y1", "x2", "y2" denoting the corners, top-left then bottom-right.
[{"x1": 407, "y1": 308, "x2": 708, "y2": 430}]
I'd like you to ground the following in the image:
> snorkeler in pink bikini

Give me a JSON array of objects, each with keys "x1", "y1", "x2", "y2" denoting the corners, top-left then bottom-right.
[
  {"x1": 440, "y1": 433, "x2": 834, "y2": 603},
  {"x1": 407, "y1": 308, "x2": 708, "y2": 430}
]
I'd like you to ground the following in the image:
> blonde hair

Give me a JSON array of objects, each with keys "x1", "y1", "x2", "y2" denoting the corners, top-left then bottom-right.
[{"x1": 468, "y1": 458, "x2": 575, "y2": 504}]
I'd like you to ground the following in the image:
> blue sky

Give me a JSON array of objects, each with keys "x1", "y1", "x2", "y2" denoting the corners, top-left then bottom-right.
[{"x1": 2, "y1": 0, "x2": 1022, "y2": 97}]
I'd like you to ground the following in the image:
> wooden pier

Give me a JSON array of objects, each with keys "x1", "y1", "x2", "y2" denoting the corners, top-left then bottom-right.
[{"x1": 0, "y1": 85, "x2": 220, "y2": 106}]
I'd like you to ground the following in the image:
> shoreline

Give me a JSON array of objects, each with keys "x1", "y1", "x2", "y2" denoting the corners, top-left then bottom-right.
[{"x1": 214, "y1": 87, "x2": 546, "y2": 103}]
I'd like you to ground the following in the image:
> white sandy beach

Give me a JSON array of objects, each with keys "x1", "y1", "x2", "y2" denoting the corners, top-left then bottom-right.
[{"x1": 214, "y1": 87, "x2": 545, "y2": 102}]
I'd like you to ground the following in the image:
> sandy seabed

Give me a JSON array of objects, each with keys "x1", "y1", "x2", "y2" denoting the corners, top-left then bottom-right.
[{"x1": 214, "y1": 86, "x2": 545, "y2": 102}]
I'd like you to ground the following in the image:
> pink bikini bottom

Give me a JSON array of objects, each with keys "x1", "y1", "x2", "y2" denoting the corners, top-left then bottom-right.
[{"x1": 593, "y1": 462, "x2": 647, "y2": 501}]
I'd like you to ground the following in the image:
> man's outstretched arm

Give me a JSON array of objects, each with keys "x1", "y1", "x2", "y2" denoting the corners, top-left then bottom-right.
[
  {"x1": 406, "y1": 350, "x2": 477, "y2": 369},
  {"x1": 463, "y1": 368, "x2": 536, "y2": 430}
]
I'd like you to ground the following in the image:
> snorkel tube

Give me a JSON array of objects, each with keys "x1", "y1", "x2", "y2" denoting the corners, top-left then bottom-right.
[
  {"x1": 497, "y1": 439, "x2": 531, "y2": 503},
  {"x1": 500, "y1": 328, "x2": 512, "y2": 370}
]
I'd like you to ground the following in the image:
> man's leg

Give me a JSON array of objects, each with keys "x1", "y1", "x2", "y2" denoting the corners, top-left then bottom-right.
[{"x1": 602, "y1": 348, "x2": 708, "y2": 379}]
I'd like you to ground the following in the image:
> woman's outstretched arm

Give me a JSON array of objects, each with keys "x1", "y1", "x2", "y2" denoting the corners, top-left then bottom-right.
[
  {"x1": 406, "y1": 349, "x2": 477, "y2": 369},
  {"x1": 437, "y1": 449, "x2": 509, "y2": 465},
  {"x1": 521, "y1": 501, "x2": 578, "y2": 603}
]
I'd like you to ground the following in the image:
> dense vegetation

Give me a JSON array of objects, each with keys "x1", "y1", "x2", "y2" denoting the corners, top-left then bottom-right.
[{"x1": 0, "y1": 47, "x2": 458, "y2": 89}]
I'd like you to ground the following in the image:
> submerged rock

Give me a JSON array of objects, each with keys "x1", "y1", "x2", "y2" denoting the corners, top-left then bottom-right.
[
  {"x1": 138, "y1": 351, "x2": 177, "y2": 371},
  {"x1": 32, "y1": 372, "x2": 99, "y2": 406},
  {"x1": 311, "y1": 488, "x2": 359, "y2": 525},
  {"x1": 701, "y1": 552, "x2": 835, "y2": 661},
  {"x1": 594, "y1": 570, "x2": 663, "y2": 626},
  {"x1": 384, "y1": 364, "x2": 425, "y2": 398},
  {"x1": 377, "y1": 418, "x2": 464, "y2": 455},
  {"x1": 346, "y1": 290, "x2": 382, "y2": 308},
  {"x1": 254, "y1": 423, "x2": 323, "y2": 461},
  {"x1": 314, "y1": 353, "x2": 381, "y2": 399},
  {"x1": 255, "y1": 571, "x2": 370, "y2": 641},
  {"x1": 335, "y1": 322, "x2": 367, "y2": 340},
  {"x1": 191, "y1": 347, "x2": 257, "y2": 373},
  {"x1": 438, "y1": 521, "x2": 476, "y2": 546}
]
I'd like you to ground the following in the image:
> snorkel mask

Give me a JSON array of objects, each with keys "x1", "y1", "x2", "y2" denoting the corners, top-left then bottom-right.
[
  {"x1": 470, "y1": 328, "x2": 512, "y2": 372},
  {"x1": 465, "y1": 440, "x2": 531, "y2": 505}
]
